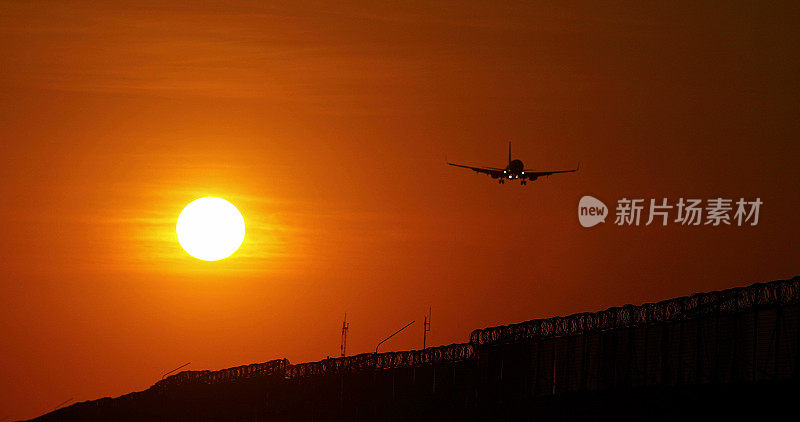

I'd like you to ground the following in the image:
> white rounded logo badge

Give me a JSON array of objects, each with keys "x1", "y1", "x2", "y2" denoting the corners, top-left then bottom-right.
[{"x1": 578, "y1": 196, "x2": 608, "y2": 227}]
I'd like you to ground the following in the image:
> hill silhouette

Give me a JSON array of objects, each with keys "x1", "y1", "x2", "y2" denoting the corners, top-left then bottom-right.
[{"x1": 31, "y1": 276, "x2": 800, "y2": 421}]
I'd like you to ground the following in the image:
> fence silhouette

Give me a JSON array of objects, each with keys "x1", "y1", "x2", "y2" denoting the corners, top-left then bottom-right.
[
  {"x1": 35, "y1": 276, "x2": 800, "y2": 421},
  {"x1": 473, "y1": 276, "x2": 800, "y2": 394},
  {"x1": 152, "y1": 276, "x2": 799, "y2": 391}
]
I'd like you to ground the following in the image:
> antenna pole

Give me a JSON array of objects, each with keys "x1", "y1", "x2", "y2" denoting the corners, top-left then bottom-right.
[
  {"x1": 340, "y1": 313, "x2": 349, "y2": 357},
  {"x1": 423, "y1": 307, "x2": 431, "y2": 349},
  {"x1": 376, "y1": 320, "x2": 415, "y2": 354}
]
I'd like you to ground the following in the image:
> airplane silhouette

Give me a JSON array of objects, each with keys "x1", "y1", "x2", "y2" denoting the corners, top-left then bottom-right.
[{"x1": 448, "y1": 142, "x2": 579, "y2": 185}]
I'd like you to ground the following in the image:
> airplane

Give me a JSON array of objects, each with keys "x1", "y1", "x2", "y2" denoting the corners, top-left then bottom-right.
[{"x1": 447, "y1": 142, "x2": 579, "y2": 185}]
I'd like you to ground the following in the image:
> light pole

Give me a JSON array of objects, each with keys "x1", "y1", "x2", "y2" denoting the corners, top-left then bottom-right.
[
  {"x1": 161, "y1": 361, "x2": 192, "y2": 379},
  {"x1": 376, "y1": 320, "x2": 415, "y2": 354}
]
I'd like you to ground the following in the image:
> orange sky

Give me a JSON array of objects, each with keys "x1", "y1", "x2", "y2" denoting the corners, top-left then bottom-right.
[{"x1": 1, "y1": 1, "x2": 798, "y2": 419}]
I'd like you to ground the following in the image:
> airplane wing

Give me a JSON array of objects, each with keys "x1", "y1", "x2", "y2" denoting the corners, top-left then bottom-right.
[
  {"x1": 448, "y1": 162, "x2": 504, "y2": 177},
  {"x1": 523, "y1": 169, "x2": 577, "y2": 177},
  {"x1": 524, "y1": 163, "x2": 580, "y2": 178}
]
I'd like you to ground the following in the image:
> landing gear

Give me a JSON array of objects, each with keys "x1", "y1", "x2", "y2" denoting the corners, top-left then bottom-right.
[
  {"x1": 521, "y1": 180, "x2": 527, "y2": 185},
  {"x1": 499, "y1": 179, "x2": 505, "y2": 184}
]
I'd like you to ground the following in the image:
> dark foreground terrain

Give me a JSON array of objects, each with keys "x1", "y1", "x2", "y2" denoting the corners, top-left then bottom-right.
[{"x1": 32, "y1": 276, "x2": 800, "y2": 421}]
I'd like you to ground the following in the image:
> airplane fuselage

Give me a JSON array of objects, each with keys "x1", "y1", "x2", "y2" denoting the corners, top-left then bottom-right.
[
  {"x1": 497, "y1": 159, "x2": 535, "y2": 181},
  {"x1": 506, "y1": 159, "x2": 525, "y2": 178}
]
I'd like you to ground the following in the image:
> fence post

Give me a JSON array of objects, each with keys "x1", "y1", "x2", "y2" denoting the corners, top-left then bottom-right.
[
  {"x1": 753, "y1": 309, "x2": 759, "y2": 382},
  {"x1": 774, "y1": 306, "x2": 782, "y2": 379}
]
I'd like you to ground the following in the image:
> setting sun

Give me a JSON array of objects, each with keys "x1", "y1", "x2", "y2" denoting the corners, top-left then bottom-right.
[{"x1": 176, "y1": 197, "x2": 245, "y2": 261}]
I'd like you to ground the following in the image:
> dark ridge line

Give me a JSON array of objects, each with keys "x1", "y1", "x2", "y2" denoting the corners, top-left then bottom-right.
[{"x1": 50, "y1": 276, "x2": 800, "y2": 413}]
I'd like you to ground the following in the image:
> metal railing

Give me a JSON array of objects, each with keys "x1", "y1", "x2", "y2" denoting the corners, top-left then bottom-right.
[
  {"x1": 153, "y1": 359, "x2": 289, "y2": 389},
  {"x1": 469, "y1": 276, "x2": 800, "y2": 345},
  {"x1": 152, "y1": 277, "x2": 799, "y2": 390}
]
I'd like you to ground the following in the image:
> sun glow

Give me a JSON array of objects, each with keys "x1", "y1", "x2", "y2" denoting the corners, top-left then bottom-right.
[{"x1": 176, "y1": 197, "x2": 245, "y2": 261}]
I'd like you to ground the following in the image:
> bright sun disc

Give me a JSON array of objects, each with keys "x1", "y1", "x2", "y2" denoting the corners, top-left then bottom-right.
[{"x1": 176, "y1": 197, "x2": 245, "y2": 261}]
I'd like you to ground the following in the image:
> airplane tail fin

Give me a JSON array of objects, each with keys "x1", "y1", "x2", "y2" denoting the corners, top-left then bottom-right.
[{"x1": 508, "y1": 141, "x2": 512, "y2": 165}]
